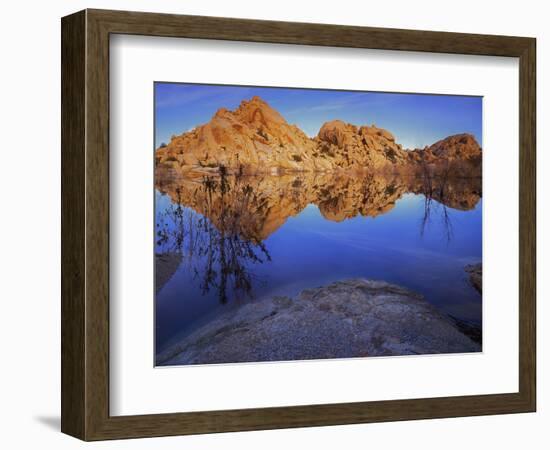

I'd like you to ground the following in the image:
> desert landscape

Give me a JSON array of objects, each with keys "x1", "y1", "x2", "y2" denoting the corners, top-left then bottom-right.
[
  {"x1": 154, "y1": 87, "x2": 483, "y2": 366},
  {"x1": 155, "y1": 95, "x2": 481, "y2": 176}
]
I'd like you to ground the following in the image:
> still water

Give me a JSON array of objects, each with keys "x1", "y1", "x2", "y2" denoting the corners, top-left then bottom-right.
[{"x1": 154, "y1": 172, "x2": 482, "y2": 354}]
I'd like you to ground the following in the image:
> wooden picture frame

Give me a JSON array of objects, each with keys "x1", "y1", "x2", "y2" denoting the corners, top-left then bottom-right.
[{"x1": 61, "y1": 8, "x2": 536, "y2": 441}]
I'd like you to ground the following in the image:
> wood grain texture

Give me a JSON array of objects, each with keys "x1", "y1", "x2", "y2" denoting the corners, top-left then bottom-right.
[
  {"x1": 61, "y1": 10, "x2": 86, "y2": 439},
  {"x1": 61, "y1": 8, "x2": 537, "y2": 441},
  {"x1": 88, "y1": 8, "x2": 532, "y2": 56},
  {"x1": 518, "y1": 39, "x2": 536, "y2": 410}
]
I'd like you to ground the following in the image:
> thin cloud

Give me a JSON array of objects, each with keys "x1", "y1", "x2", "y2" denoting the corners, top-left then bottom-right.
[
  {"x1": 156, "y1": 88, "x2": 217, "y2": 108},
  {"x1": 285, "y1": 92, "x2": 396, "y2": 116},
  {"x1": 155, "y1": 85, "x2": 255, "y2": 109}
]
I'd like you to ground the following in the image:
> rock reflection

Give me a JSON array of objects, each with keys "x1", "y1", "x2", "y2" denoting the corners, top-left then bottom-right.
[
  {"x1": 155, "y1": 170, "x2": 481, "y2": 301},
  {"x1": 156, "y1": 175, "x2": 271, "y2": 303},
  {"x1": 157, "y1": 170, "x2": 481, "y2": 238}
]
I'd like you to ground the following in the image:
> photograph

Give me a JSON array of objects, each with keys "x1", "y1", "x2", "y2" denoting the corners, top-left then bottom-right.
[
  {"x1": 2, "y1": 1, "x2": 541, "y2": 445},
  {"x1": 154, "y1": 83, "x2": 483, "y2": 366}
]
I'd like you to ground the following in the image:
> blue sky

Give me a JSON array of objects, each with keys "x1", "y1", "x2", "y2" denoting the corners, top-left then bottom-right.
[{"x1": 155, "y1": 83, "x2": 482, "y2": 150}]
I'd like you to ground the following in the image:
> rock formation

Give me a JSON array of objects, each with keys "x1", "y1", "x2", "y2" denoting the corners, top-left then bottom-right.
[
  {"x1": 421, "y1": 133, "x2": 483, "y2": 161},
  {"x1": 156, "y1": 278, "x2": 481, "y2": 365},
  {"x1": 155, "y1": 253, "x2": 182, "y2": 293},
  {"x1": 313, "y1": 119, "x2": 410, "y2": 170},
  {"x1": 155, "y1": 96, "x2": 319, "y2": 174},
  {"x1": 465, "y1": 263, "x2": 482, "y2": 294},
  {"x1": 155, "y1": 96, "x2": 482, "y2": 175}
]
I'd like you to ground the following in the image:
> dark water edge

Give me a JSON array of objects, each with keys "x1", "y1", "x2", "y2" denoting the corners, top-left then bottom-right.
[
  {"x1": 449, "y1": 316, "x2": 482, "y2": 345},
  {"x1": 154, "y1": 172, "x2": 482, "y2": 360}
]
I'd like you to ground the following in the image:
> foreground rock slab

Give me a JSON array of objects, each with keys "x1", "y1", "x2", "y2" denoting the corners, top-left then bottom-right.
[{"x1": 157, "y1": 279, "x2": 480, "y2": 365}]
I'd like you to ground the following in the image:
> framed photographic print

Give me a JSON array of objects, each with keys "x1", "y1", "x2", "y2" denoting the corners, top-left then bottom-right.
[{"x1": 61, "y1": 9, "x2": 536, "y2": 440}]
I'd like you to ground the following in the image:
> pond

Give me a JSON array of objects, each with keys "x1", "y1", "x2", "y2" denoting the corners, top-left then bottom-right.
[{"x1": 154, "y1": 171, "x2": 482, "y2": 359}]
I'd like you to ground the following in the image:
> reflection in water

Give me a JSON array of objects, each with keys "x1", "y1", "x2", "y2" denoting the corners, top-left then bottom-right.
[
  {"x1": 156, "y1": 176, "x2": 271, "y2": 304},
  {"x1": 420, "y1": 163, "x2": 455, "y2": 243},
  {"x1": 157, "y1": 170, "x2": 480, "y2": 238},
  {"x1": 155, "y1": 170, "x2": 481, "y2": 305}
]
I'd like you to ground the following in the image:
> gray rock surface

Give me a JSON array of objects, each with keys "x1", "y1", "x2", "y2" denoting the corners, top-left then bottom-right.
[
  {"x1": 155, "y1": 253, "x2": 182, "y2": 293},
  {"x1": 465, "y1": 263, "x2": 482, "y2": 294},
  {"x1": 157, "y1": 279, "x2": 480, "y2": 366}
]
